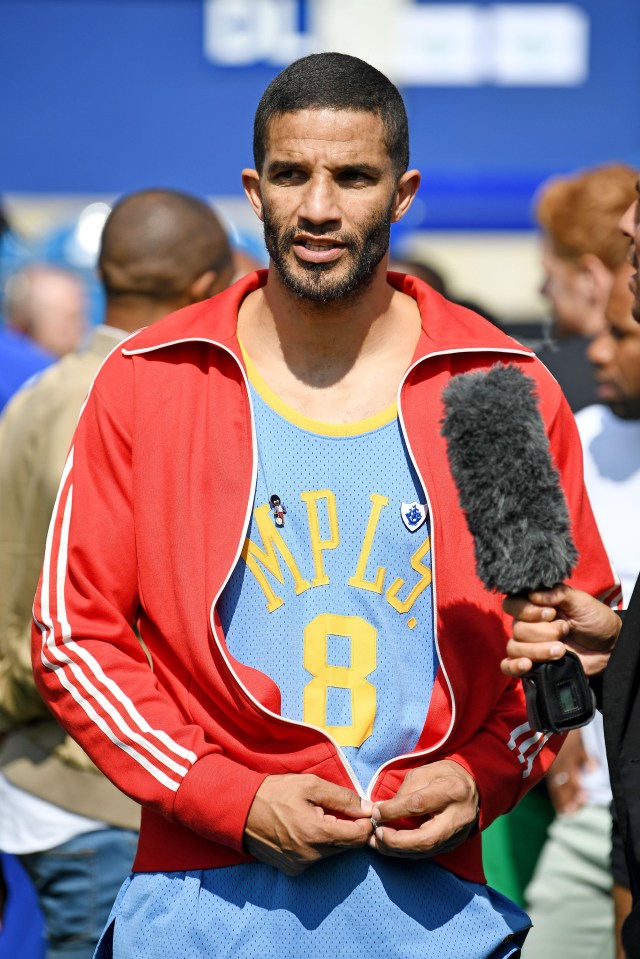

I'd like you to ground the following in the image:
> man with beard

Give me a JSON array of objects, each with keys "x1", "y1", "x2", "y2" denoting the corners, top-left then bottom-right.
[
  {"x1": 502, "y1": 186, "x2": 640, "y2": 958},
  {"x1": 515, "y1": 258, "x2": 638, "y2": 959},
  {"x1": 623, "y1": 183, "x2": 640, "y2": 323},
  {"x1": 31, "y1": 54, "x2": 617, "y2": 959}
]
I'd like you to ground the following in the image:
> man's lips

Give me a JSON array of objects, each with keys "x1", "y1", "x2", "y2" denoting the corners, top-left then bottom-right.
[
  {"x1": 595, "y1": 381, "x2": 620, "y2": 402},
  {"x1": 292, "y1": 238, "x2": 346, "y2": 264}
]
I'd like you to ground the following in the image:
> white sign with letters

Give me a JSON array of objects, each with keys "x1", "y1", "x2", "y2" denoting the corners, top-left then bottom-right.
[{"x1": 203, "y1": 0, "x2": 589, "y2": 87}]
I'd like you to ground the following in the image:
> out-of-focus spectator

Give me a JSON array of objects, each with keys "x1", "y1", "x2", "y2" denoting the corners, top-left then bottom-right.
[
  {"x1": 535, "y1": 164, "x2": 637, "y2": 412},
  {"x1": 0, "y1": 324, "x2": 53, "y2": 414},
  {"x1": 0, "y1": 210, "x2": 53, "y2": 414},
  {"x1": 0, "y1": 188, "x2": 233, "y2": 959},
  {"x1": 482, "y1": 169, "x2": 633, "y2": 910},
  {"x1": 4, "y1": 264, "x2": 87, "y2": 358},
  {"x1": 522, "y1": 260, "x2": 639, "y2": 959},
  {"x1": 0, "y1": 205, "x2": 47, "y2": 957}
]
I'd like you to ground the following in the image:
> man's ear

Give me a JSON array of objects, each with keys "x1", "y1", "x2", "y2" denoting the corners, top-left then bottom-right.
[
  {"x1": 391, "y1": 169, "x2": 421, "y2": 224},
  {"x1": 242, "y1": 168, "x2": 263, "y2": 221},
  {"x1": 579, "y1": 253, "x2": 613, "y2": 307}
]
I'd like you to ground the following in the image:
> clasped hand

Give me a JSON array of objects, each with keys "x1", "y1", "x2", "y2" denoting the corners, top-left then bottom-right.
[
  {"x1": 244, "y1": 760, "x2": 479, "y2": 875},
  {"x1": 500, "y1": 584, "x2": 621, "y2": 679},
  {"x1": 368, "y1": 760, "x2": 479, "y2": 859}
]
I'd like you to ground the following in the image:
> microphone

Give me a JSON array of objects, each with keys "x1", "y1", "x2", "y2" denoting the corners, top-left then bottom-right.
[{"x1": 441, "y1": 362, "x2": 595, "y2": 733}]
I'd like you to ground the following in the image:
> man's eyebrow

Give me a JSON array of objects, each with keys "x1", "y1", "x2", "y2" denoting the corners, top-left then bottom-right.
[
  {"x1": 266, "y1": 159, "x2": 304, "y2": 175},
  {"x1": 336, "y1": 163, "x2": 383, "y2": 177},
  {"x1": 266, "y1": 160, "x2": 384, "y2": 177}
]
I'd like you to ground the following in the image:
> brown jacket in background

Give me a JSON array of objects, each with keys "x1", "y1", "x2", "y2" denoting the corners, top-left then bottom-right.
[{"x1": 0, "y1": 325, "x2": 140, "y2": 829}]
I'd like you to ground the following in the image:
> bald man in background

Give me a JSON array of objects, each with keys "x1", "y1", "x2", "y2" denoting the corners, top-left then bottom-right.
[{"x1": 0, "y1": 188, "x2": 233, "y2": 958}]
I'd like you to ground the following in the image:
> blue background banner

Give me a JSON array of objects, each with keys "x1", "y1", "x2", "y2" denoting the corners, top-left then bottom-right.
[{"x1": 1, "y1": 0, "x2": 639, "y2": 229}]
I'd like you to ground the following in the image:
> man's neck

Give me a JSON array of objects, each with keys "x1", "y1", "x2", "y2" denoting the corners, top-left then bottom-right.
[
  {"x1": 237, "y1": 264, "x2": 422, "y2": 422},
  {"x1": 610, "y1": 400, "x2": 640, "y2": 421}
]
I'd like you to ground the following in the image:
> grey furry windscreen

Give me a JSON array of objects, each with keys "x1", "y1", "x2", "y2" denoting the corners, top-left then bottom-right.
[{"x1": 440, "y1": 363, "x2": 578, "y2": 595}]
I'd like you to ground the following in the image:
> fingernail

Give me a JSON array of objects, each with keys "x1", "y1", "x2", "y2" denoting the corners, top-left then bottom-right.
[
  {"x1": 360, "y1": 798, "x2": 373, "y2": 816},
  {"x1": 371, "y1": 805, "x2": 381, "y2": 822},
  {"x1": 541, "y1": 608, "x2": 555, "y2": 621},
  {"x1": 550, "y1": 643, "x2": 564, "y2": 657},
  {"x1": 367, "y1": 833, "x2": 377, "y2": 849}
]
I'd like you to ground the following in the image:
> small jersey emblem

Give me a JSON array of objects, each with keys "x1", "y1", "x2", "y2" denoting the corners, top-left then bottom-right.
[
  {"x1": 269, "y1": 494, "x2": 287, "y2": 528},
  {"x1": 401, "y1": 502, "x2": 427, "y2": 532}
]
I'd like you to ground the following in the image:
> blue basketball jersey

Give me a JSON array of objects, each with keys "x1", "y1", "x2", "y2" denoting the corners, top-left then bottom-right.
[{"x1": 218, "y1": 355, "x2": 437, "y2": 790}]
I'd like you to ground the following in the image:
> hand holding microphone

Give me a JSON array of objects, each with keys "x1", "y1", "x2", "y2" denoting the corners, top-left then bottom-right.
[
  {"x1": 441, "y1": 363, "x2": 600, "y2": 733},
  {"x1": 502, "y1": 584, "x2": 620, "y2": 680}
]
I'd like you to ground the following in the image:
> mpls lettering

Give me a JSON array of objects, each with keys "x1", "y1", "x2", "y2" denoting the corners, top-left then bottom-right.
[{"x1": 241, "y1": 489, "x2": 432, "y2": 614}]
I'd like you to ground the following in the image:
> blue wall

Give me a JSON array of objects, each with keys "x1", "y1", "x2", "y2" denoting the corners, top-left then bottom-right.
[{"x1": 1, "y1": 0, "x2": 639, "y2": 228}]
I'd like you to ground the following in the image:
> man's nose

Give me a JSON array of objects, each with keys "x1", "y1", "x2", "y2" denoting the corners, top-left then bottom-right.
[
  {"x1": 619, "y1": 199, "x2": 638, "y2": 239},
  {"x1": 587, "y1": 331, "x2": 613, "y2": 366},
  {"x1": 297, "y1": 177, "x2": 341, "y2": 227}
]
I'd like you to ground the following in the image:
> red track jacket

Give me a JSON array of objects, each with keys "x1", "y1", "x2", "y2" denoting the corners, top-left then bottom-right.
[{"x1": 32, "y1": 271, "x2": 618, "y2": 884}]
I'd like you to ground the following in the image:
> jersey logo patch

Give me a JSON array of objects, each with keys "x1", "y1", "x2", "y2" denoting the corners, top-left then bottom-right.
[{"x1": 401, "y1": 502, "x2": 427, "y2": 532}]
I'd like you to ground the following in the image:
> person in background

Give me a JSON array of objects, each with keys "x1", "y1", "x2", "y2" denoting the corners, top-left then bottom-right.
[
  {"x1": 4, "y1": 264, "x2": 88, "y2": 358},
  {"x1": 0, "y1": 210, "x2": 53, "y2": 413},
  {"x1": 522, "y1": 259, "x2": 638, "y2": 959},
  {"x1": 519, "y1": 167, "x2": 636, "y2": 958},
  {"x1": 0, "y1": 188, "x2": 233, "y2": 959},
  {"x1": 0, "y1": 200, "x2": 48, "y2": 959},
  {"x1": 501, "y1": 172, "x2": 640, "y2": 959},
  {"x1": 535, "y1": 164, "x2": 637, "y2": 413}
]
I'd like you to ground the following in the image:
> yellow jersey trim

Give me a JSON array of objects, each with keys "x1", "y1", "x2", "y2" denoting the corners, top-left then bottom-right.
[{"x1": 239, "y1": 343, "x2": 397, "y2": 437}]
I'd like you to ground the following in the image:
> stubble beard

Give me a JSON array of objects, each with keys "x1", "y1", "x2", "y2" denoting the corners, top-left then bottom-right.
[
  {"x1": 262, "y1": 201, "x2": 394, "y2": 304},
  {"x1": 630, "y1": 246, "x2": 640, "y2": 324},
  {"x1": 632, "y1": 269, "x2": 640, "y2": 324}
]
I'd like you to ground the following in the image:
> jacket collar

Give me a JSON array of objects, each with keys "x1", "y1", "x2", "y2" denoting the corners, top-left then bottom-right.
[{"x1": 122, "y1": 268, "x2": 533, "y2": 362}]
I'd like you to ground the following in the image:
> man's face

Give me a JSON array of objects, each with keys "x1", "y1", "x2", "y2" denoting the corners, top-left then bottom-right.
[
  {"x1": 619, "y1": 188, "x2": 640, "y2": 324},
  {"x1": 587, "y1": 262, "x2": 640, "y2": 415},
  {"x1": 245, "y1": 108, "x2": 405, "y2": 303}
]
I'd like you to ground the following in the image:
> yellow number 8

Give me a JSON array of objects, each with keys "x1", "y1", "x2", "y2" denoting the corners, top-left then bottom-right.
[{"x1": 303, "y1": 613, "x2": 377, "y2": 747}]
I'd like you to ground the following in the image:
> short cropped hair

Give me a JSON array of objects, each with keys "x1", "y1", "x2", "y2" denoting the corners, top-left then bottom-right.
[
  {"x1": 253, "y1": 53, "x2": 409, "y2": 179},
  {"x1": 536, "y1": 164, "x2": 637, "y2": 271}
]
